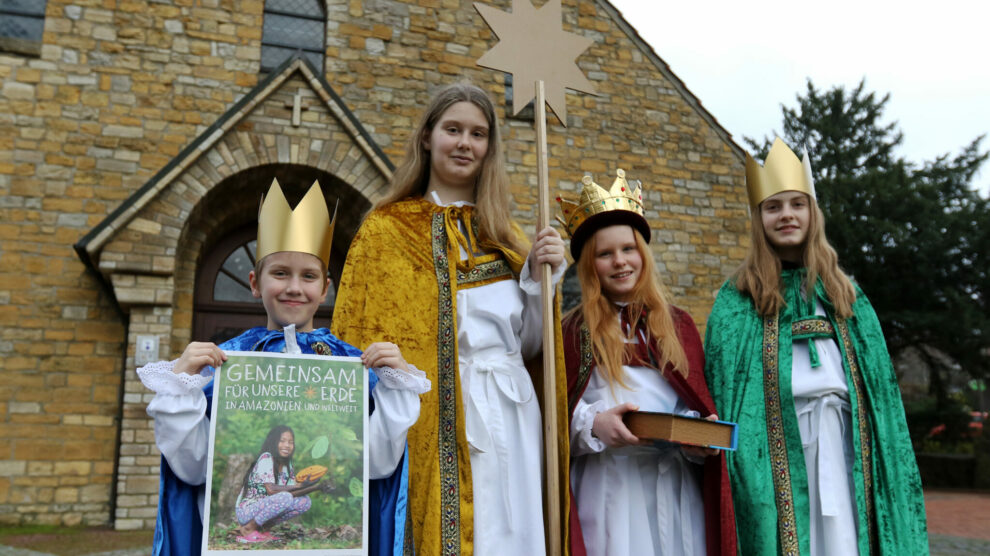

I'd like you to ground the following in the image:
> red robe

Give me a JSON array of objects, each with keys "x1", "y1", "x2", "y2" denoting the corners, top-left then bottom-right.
[{"x1": 562, "y1": 306, "x2": 737, "y2": 556}]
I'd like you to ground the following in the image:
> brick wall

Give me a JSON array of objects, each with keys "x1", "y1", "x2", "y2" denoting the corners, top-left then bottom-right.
[
  {"x1": 322, "y1": 0, "x2": 748, "y2": 318},
  {"x1": 0, "y1": 0, "x2": 748, "y2": 528}
]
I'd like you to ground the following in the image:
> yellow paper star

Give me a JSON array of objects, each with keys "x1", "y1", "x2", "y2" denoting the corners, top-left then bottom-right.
[{"x1": 474, "y1": 0, "x2": 595, "y2": 125}]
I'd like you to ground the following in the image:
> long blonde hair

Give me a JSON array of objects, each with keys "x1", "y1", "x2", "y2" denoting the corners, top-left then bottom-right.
[
  {"x1": 573, "y1": 227, "x2": 689, "y2": 389},
  {"x1": 734, "y1": 194, "x2": 856, "y2": 317},
  {"x1": 376, "y1": 82, "x2": 526, "y2": 255}
]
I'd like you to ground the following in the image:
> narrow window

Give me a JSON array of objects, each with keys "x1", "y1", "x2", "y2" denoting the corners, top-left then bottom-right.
[
  {"x1": 261, "y1": 0, "x2": 326, "y2": 74},
  {"x1": 0, "y1": 0, "x2": 47, "y2": 57}
]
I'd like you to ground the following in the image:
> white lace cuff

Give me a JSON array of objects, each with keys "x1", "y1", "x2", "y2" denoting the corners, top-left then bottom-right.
[
  {"x1": 137, "y1": 359, "x2": 213, "y2": 395},
  {"x1": 375, "y1": 364, "x2": 431, "y2": 395},
  {"x1": 575, "y1": 399, "x2": 609, "y2": 453}
]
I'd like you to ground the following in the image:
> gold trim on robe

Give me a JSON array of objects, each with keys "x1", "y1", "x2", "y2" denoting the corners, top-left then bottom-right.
[
  {"x1": 762, "y1": 313, "x2": 801, "y2": 556},
  {"x1": 430, "y1": 211, "x2": 464, "y2": 555},
  {"x1": 456, "y1": 253, "x2": 514, "y2": 289}
]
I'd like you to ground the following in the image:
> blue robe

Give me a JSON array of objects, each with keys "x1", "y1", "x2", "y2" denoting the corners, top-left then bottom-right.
[{"x1": 152, "y1": 326, "x2": 411, "y2": 555}]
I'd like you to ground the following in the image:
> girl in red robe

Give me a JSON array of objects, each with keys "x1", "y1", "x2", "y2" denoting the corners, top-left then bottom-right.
[{"x1": 559, "y1": 171, "x2": 736, "y2": 556}]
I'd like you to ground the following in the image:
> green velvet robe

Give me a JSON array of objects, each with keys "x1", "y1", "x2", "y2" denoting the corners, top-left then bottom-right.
[{"x1": 704, "y1": 270, "x2": 928, "y2": 555}]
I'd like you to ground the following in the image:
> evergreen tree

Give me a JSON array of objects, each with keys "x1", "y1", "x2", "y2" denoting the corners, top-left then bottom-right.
[{"x1": 747, "y1": 79, "x2": 990, "y2": 405}]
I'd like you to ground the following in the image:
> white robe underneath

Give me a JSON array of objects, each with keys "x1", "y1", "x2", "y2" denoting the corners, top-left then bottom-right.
[
  {"x1": 791, "y1": 302, "x2": 860, "y2": 556},
  {"x1": 570, "y1": 351, "x2": 707, "y2": 556},
  {"x1": 434, "y1": 193, "x2": 565, "y2": 556},
  {"x1": 456, "y1": 262, "x2": 555, "y2": 556}
]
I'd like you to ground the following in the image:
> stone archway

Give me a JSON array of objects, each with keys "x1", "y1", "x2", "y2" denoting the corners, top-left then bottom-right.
[
  {"x1": 73, "y1": 56, "x2": 393, "y2": 529},
  {"x1": 182, "y1": 164, "x2": 370, "y2": 343}
]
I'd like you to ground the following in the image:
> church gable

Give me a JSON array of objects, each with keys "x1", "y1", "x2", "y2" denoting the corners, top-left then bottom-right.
[
  {"x1": 75, "y1": 55, "x2": 393, "y2": 305},
  {"x1": 593, "y1": 0, "x2": 743, "y2": 160},
  {"x1": 0, "y1": 0, "x2": 756, "y2": 531}
]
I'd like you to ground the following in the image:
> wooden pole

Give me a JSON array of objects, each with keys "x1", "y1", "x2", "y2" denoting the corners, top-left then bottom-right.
[{"x1": 535, "y1": 80, "x2": 562, "y2": 556}]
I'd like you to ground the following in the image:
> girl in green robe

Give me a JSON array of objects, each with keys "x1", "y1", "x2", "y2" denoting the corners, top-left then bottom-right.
[{"x1": 704, "y1": 139, "x2": 928, "y2": 555}]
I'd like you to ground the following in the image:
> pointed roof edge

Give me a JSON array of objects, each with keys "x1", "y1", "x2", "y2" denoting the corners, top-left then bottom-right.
[
  {"x1": 595, "y1": 0, "x2": 745, "y2": 161},
  {"x1": 74, "y1": 53, "x2": 394, "y2": 261}
]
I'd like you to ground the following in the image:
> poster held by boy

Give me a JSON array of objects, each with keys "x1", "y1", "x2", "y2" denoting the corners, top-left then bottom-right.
[{"x1": 201, "y1": 350, "x2": 368, "y2": 554}]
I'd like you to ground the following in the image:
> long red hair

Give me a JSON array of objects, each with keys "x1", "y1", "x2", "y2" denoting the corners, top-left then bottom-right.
[{"x1": 571, "y1": 227, "x2": 688, "y2": 390}]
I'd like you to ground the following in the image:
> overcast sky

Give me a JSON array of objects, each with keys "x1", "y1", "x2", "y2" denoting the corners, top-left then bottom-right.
[{"x1": 607, "y1": 0, "x2": 990, "y2": 195}]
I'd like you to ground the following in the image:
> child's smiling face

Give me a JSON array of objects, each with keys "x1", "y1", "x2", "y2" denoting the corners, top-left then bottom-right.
[
  {"x1": 592, "y1": 225, "x2": 643, "y2": 303},
  {"x1": 249, "y1": 251, "x2": 329, "y2": 332},
  {"x1": 760, "y1": 190, "x2": 810, "y2": 263},
  {"x1": 277, "y1": 430, "x2": 294, "y2": 458}
]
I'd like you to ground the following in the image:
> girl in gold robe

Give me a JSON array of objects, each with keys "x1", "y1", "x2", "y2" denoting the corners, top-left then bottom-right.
[{"x1": 332, "y1": 82, "x2": 569, "y2": 556}]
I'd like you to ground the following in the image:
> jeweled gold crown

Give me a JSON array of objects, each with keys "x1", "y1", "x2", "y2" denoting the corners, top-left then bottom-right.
[
  {"x1": 556, "y1": 169, "x2": 644, "y2": 238},
  {"x1": 745, "y1": 137, "x2": 816, "y2": 208},
  {"x1": 256, "y1": 179, "x2": 335, "y2": 268}
]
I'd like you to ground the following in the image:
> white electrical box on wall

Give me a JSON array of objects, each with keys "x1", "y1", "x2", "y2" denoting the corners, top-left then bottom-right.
[{"x1": 135, "y1": 335, "x2": 159, "y2": 366}]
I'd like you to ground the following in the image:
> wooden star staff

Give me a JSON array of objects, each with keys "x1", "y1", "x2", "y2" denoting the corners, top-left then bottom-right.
[{"x1": 474, "y1": 1, "x2": 596, "y2": 554}]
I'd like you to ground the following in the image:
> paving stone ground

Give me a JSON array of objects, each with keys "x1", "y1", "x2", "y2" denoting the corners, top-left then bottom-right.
[
  {"x1": 926, "y1": 489, "x2": 990, "y2": 555},
  {"x1": 1, "y1": 489, "x2": 987, "y2": 554},
  {"x1": 926, "y1": 490, "x2": 990, "y2": 540},
  {"x1": 930, "y1": 533, "x2": 990, "y2": 556}
]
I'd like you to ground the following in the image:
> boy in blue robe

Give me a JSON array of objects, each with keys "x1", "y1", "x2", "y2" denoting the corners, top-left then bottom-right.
[{"x1": 138, "y1": 180, "x2": 429, "y2": 555}]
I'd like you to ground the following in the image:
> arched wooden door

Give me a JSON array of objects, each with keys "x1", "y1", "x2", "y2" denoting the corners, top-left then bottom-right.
[{"x1": 191, "y1": 225, "x2": 335, "y2": 343}]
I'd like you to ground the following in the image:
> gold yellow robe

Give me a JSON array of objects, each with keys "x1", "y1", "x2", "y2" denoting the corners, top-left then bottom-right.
[{"x1": 332, "y1": 197, "x2": 570, "y2": 555}]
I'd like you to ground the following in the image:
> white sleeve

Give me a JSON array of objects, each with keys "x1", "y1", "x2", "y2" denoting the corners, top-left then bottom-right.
[
  {"x1": 569, "y1": 398, "x2": 608, "y2": 457},
  {"x1": 138, "y1": 360, "x2": 212, "y2": 485},
  {"x1": 517, "y1": 257, "x2": 568, "y2": 359},
  {"x1": 368, "y1": 365, "x2": 431, "y2": 480}
]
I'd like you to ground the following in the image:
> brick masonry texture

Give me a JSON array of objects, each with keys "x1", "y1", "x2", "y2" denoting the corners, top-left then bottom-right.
[{"x1": 0, "y1": 0, "x2": 748, "y2": 528}]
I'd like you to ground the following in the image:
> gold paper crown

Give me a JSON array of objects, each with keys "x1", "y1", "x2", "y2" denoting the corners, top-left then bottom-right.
[
  {"x1": 745, "y1": 137, "x2": 816, "y2": 208},
  {"x1": 556, "y1": 168, "x2": 644, "y2": 238},
  {"x1": 256, "y1": 179, "x2": 336, "y2": 268}
]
